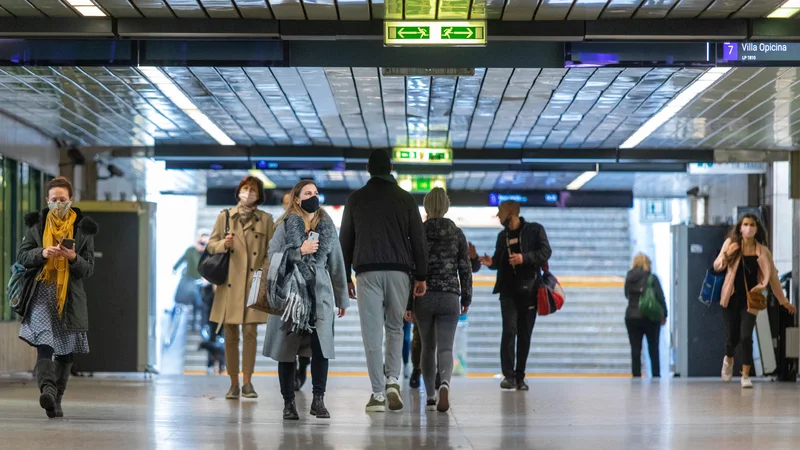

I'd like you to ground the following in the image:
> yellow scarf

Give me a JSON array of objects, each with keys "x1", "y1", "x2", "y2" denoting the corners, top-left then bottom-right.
[{"x1": 36, "y1": 209, "x2": 77, "y2": 317}]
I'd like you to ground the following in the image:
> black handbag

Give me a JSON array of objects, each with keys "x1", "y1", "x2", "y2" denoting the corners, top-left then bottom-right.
[{"x1": 197, "y1": 209, "x2": 231, "y2": 286}]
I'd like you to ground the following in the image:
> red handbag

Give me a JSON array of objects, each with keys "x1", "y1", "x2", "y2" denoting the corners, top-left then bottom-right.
[{"x1": 537, "y1": 262, "x2": 565, "y2": 316}]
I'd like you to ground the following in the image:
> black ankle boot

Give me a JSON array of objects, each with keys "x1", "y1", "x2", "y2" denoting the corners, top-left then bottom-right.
[
  {"x1": 310, "y1": 394, "x2": 330, "y2": 419},
  {"x1": 35, "y1": 360, "x2": 57, "y2": 419},
  {"x1": 283, "y1": 400, "x2": 299, "y2": 420},
  {"x1": 54, "y1": 361, "x2": 73, "y2": 418}
]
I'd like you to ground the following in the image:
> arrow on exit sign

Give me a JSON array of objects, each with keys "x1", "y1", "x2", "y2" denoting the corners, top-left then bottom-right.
[
  {"x1": 387, "y1": 26, "x2": 430, "y2": 40},
  {"x1": 441, "y1": 26, "x2": 483, "y2": 40}
]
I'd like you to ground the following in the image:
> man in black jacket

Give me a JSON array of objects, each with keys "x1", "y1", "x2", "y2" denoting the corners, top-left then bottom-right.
[
  {"x1": 340, "y1": 149, "x2": 428, "y2": 412},
  {"x1": 479, "y1": 200, "x2": 551, "y2": 391}
]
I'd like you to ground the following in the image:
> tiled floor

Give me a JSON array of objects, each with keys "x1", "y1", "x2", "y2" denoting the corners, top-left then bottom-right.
[{"x1": 1, "y1": 375, "x2": 799, "y2": 449}]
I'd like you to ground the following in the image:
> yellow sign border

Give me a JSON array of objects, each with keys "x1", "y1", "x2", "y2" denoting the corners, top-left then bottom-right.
[{"x1": 384, "y1": 20, "x2": 487, "y2": 46}]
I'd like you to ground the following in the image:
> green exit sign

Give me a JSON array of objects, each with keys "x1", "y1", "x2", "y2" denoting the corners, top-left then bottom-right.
[
  {"x1": 384, "y1": 21, "x2": 487, "y2": 46},
  {"x1": 398, "y1": 175, "x2": 447, "y2": 193},
  {"x1": 393, "y1": 147, "x2": 453, "y2": 164}
]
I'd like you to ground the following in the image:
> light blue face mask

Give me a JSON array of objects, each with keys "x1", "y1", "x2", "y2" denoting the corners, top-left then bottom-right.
[{"x1": 48, "y1": 201, "x2": 71, "y2": 219}]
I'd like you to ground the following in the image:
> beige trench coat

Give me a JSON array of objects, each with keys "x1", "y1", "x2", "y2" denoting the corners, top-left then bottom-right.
[{"x1": 207, "y1": 208, "x2": 274, "y2": 326}]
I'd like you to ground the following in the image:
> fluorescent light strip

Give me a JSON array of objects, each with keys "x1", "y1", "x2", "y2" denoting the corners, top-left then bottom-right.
[
  {"x1": 139, "y1": 67, "x2": 236, "y2": 146},
  {"x1": 66, "y1": 0, "x2": 107, "y2": 16},
  {"x1": 619, "y1": 67, "x2": 731, "y2": 149},
  {"x1": 566, "y1": 171, "x2": 598, "y2": 191},
  {"x1": 768, "y1": 0, "x2": 800, "y2": 17}
]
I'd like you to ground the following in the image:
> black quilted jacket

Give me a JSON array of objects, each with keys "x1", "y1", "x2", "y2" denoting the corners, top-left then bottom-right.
[{"x1": 423, "y1": 218, "x2": 473, "y2": 307}]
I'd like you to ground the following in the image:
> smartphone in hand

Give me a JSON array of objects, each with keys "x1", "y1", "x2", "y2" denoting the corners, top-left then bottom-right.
[
  {"x1": 308, "y1": 231, "x2": 320, "y2": 242},
  {"x1": 61, "y1": 238, "x2": 75, "y2": 250}
]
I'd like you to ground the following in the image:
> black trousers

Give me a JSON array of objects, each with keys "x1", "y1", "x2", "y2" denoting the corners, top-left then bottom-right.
[
  {"x1": 625, "y1": 318, "x2": 661, "y2": 378},
  {"x1": 723, "y1": 295, "x2": 757, "y2": 366},
  {"x1": 500, "y1": 294, "x2": 538, "y2": 381},
  {"x1": 278, "y1": 331, "x2": 328, "y2": 401}
]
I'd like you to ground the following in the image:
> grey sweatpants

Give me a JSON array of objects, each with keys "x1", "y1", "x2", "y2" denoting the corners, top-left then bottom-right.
[
  {"x1": 356, "y1": 271, "x2": 411, "y2": 394},
  {"x1": 413, "y1": 291, "x2": 460, "y2": 397}
]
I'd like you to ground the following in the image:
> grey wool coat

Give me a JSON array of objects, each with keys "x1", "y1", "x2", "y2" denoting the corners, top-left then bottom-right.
[{"x1": 262, "y1": 211, "x2": 350, "y2": 362}]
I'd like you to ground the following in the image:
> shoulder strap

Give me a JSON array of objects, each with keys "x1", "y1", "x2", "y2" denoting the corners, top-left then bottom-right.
[{"x1": 224, "y1": 209, "x2": 230, "y2": 235}]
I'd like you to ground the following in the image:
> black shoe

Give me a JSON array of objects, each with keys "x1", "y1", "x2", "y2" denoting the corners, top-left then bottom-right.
[
  {"x1": 500, "y1": 377, "x2": 516, "y2": 390},
  {"x1": 283, "y1": 400, "x2": 300, "y2": 420},
  {"x1": 516, "y1": 380, "x2": 529, "y2": 391},
  {"x1": 310, "y1": 394, "x2": 330, "y2": 419},
  {"x1": 409, "y1": 369, "x2": 421, "y2": 389},
  {"x1": 54, "y1": 360, "x2": 73, "y2": 418},
  {"x1": 35, "y1": 360, "x2": 58, "y2": 419},
  {"x1": 295, "y1": 370, "x2": 307, "y2": 392}
]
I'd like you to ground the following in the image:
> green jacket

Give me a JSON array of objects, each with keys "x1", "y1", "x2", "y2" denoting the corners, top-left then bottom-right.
[
  {"x1": 173, "y1": 247, "x2": 202, "y2": 279},
  {"x1": 17, "y1": 209, "x2": 98, "y2": 332}
]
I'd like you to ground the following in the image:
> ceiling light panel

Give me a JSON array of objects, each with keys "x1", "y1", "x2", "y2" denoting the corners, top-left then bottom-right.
[
  {"x1": 325, "y1": 68, "x2": 370, "y2": 148},
  {"x1": 161, "y1": 67, "x2": 252, "y2": 144},
  {"x1": 189, "y1": 67, "x2": 274, "y2": 145},
  {"x1": 26, "y1": 66, "x2": 152, "y2": 145},
  {"x1": 470, "y1": 0, "x2": 505, "y2": 19},
  {"x1": 199, "y1": 0, "x2": 244, "y2": 18},
  {"x1": 438, "y1": 0, "x2": 471, "y2": 18},
  {"x1": 505, "y1": 69, "x2": 565, "y2": 148},
  {"x1": 485, "y1": 69, "x2": 538, "y2": 148},
  {"x1": 245, "y1": 68, "x2": 312, "y2": 145},
  {"x1": 337, "y1": 0, "x2": 370, "y2": 20},
  {"x1": 619, "y1": 67, "x2": 731, "y2": 149},
  {"x1": 406, "y1": 76, "x2": 432, "y2": 147},
  {"x1": 466, "y1": 68, "x2": 512, "y2": 149},
  {"x1": 552, "y1": 68, "x2": 621, "y2": 148},
  {"x1": 526, "y1": 68, "x2": 593, "y2": 148},
  {"x1": 217, "y1": 67, "x2": 290, "y2": 145},
  {"x1": 139, "y1": 66, "x2": 235, "y2": 145},
  {"x1": 600, "y1": 0, "x2": 642, "y2": 19},
  {"x1": 566, "y1": 170, "x2": 598, "y2": 190},
  {"x1": 271, "y1": 68, "x2": 331, "y2": 146},
  {"x1": 566, "y1": 67, "x2": 636, "y2": 148},
  {"x1": 428, "y1": 76, "x2": 457, "y2": 148},
  {"x1": 163, "y1": 0, "x2": 207, "y2": 18},
  {"x1": 352, "y1": 68, "x2": 389, "y2": 148},
  {"x1": 299, "y1": 67, "x2": 352, "y2": 147},
  {"x1": 380, "y1": 73, "x2": 409, "y2": 147},
  {"x1": 449, "y1": 69, "x2": 485, "y2": 148}
]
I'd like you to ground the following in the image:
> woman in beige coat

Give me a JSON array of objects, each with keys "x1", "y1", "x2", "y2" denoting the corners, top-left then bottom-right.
[{"x1": 207, "y1": 176, "x2": 274, "y2": 400}]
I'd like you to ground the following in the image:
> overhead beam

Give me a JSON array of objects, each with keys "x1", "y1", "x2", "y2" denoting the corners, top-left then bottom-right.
[{"x1": 0, "y1": 18, "x2": 798, "y2": 41}]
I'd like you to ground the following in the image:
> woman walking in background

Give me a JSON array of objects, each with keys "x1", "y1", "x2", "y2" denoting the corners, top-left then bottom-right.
[
  {"x1": 714, "y1": 214, "x2": 795, "y2": 388},
  {"x1": 406, "y1": 187, "x2": 472, "y2": 412},
  {"x1": 263, "y1": 180, "x2": 349, "y2": 420},
  {"x1": 624, "y1": 253, "x2": 667, "y2": 378},
  {"x1": 17, "y1": 177, "x2": 97, "y2": 418},
  {"x1": 207, "y1": 176, "x2": 274, "y2": 400}
]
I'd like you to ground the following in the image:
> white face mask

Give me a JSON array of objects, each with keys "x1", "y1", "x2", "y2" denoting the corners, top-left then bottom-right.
[
  {"x1": 48, "y1": 201, "x2": 71, "y2": 219},
  {"x1": 239, "y1": 190, "x2": 256, "y2": 206}
]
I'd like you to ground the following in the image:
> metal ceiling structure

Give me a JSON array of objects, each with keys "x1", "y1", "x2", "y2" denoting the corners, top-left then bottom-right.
[
  {"x1": 2, "y1": 65, "x2": 800, "y2": 151},
  {"x1": 0, "y1": 0, "x2": 788, "y2": 20}
]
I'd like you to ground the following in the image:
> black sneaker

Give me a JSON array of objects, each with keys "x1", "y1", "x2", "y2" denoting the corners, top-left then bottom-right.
[
  {"x1": 500, "y1": 377, "x2": 516, "y2": 390},
  {"x1": 409, "y1": 369, "x2": 421, "y2": 389},
  {"x1": 516, "y1": 380, "x2": 530, "y2": 391}
]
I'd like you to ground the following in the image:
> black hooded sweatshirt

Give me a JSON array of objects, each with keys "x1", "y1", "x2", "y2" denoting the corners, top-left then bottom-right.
[{"x1": 624, "y1": 268, "x2": 668, "y2": 320}]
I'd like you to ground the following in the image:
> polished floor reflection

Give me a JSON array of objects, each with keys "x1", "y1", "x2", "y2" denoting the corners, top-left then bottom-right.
[{"x1": 1, "y1": 375, "x2": 799, "y2": 449}]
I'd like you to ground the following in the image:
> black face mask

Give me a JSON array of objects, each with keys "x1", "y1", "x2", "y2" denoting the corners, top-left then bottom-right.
[
  {"x1": 501, "y1": 217, "x2": 511, "y2": 229},
  {"x1": 300, "y1": 196, "x2": 320, "y2": 214}
]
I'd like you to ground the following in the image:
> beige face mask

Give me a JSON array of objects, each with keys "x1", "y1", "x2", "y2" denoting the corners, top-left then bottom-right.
[{"x1": 239, "y1": 190, "x2": 257, "y2": 206}]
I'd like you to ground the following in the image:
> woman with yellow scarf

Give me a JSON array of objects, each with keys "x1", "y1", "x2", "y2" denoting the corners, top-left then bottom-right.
[{"x1": 17, "y1": 177, "x2": 98, "y2": 419}]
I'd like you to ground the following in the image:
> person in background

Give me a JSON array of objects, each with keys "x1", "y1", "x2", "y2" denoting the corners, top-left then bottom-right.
[
  {"x1": 410, "y1": 241, "x2": 481, "y2": 390},
  {"x1": 199, "y1": 282, "x2": 225, "y2": 375},
  {"x1": 263, "y1": 180, "x2": 349, "y2": 420},
  {"x1": 479, "y1": 200, "x2": 551, "y2": 391},
  {"x1": 340, "y1": 149, "x2": 428, "y2": 412},
  {"x1": 207, "y1": 176, "x2": 274, "y2": 400},
  {"x1": 405, "y1": 188, "x2": 472, "y2": 412},
  {"x1": 713, "y1": 214, "x2": 795, "y2": 388},
  {"x1": 279, "y1": 190, "x2": 312, "y2": 391},
  {"x1": 17, "y1": 176, "x2": 97, "y2": 418},
  {"x1": 172, "y1": 232, "x2": 208, "y2": 330},
  {"x1": 624, "y1": 253, "x2": 667, "y2": 378}
]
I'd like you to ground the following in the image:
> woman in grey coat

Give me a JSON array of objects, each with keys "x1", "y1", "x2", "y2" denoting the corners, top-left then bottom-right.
[{"x1": 263, "y1": 180, "x2": 349, "y2": 421}]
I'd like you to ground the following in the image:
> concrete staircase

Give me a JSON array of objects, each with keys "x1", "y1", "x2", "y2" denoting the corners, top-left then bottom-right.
[{"x1": 183, "y1": 207, "x2": 631, "y2": 375}]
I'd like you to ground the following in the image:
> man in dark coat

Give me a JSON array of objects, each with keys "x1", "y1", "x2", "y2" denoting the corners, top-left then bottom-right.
[{"x1": 479, "y1": 200, "x2": 551, "y2": 391}]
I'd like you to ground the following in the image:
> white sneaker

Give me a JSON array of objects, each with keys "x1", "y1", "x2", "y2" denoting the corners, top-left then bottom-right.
[
  {"x1": 721, "y1": 358, "x2": 733, "y2": 382},
  {"x1": 404, "y1": 364, "x2": 412, "y2": 378},
  {"x1": 741, "y1": 377, "x2": 753, "y2": 389}
]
